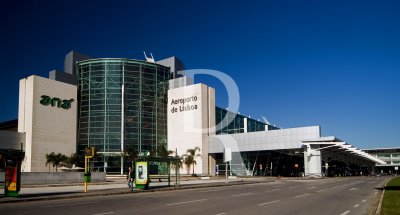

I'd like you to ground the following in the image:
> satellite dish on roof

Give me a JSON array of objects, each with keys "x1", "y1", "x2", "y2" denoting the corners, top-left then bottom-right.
[{"x1": 143, "y1": 51, "x2": 155, "y2": 63}]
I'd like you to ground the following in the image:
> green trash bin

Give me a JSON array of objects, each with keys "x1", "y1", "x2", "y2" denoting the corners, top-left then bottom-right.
[{"x1": 84, "y1": 173, "x2": 91, "y2": 182}]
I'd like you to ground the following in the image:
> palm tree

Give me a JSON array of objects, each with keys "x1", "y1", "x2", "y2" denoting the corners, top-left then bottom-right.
[
  {"x1": 45, "y1": 152, "x2": 68, "y2": 172},
  {"x1": 126, "y1": 143, "x2": 138, "y2": 168},
  {"x1": 169, "y1": 150, "x2": 183, "y2": 171},
  {"x1": 183, "y1": 147, "x2": 201, "y2": 176},
  {"x1": 53, "y1": 153, "x2": 68, "y2": 172},
  {"x1": 67, "y1": 153, "x2": 83, "y2": 168},
  {"x1": 46, "y1": 152, "x2": 56, "y2": 172},
  {"x1": 157, "y1": 144, "x2": 174, "y2": 158}
]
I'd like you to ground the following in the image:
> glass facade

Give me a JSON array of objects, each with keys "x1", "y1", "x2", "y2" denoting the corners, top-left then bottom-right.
[
  {"x1": 365, "y1": 148, "x2": 400, "y2": 165},
  {"x1": 77, "y1": 59, "x2": 170, "y2": 172},
  {"x1": 215, "y1": 107, "x2": 244, "y2": 134},
  {"x1": 215, "y1": 107, "x2": 278, "y2": 134}
]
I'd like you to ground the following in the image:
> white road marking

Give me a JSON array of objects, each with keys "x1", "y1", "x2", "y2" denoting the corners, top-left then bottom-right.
[
  {"x1": 92, "y1": 212, "x2": 114, "y2": 215},
  {"x1": 340, "y1": 210, "x2": 351, "y2": 215},
  {"x1": 43, "y1": 202, "x2": 97, "y2": 208},
  {"x1": 258, "y1": 200, "x2": 280, "y2": 206},
  {"x1": 232, "y1": 193, "x2": 253, "y2": 197},
  {"x1": 318, "y1": 189, "x2": 327, "y2": 192},
  {"x1": 374, "y1": 191, "x2": 378, "y2": 195},
  {"x1": 289, "y1": 186, "x2": 297, "y2": 189},
  {"x1": 265, "y1": 189, "x2": 280, "y2": 192},
  {"x1": 349, "y1": 188, "x2": 358, "y2": 191},
  {"x1": 215, "y1": 213, "x2": 227, "y2": 215},
  {"x1": 294, "y1": 193, "x2": 309, "y2": 198},
  {"x1": 142, "y1": 194, "x2": 176, "y2": 198},
  {"x1": 354, "y1": 204, "x2": 360, "y2": 208},
  {"x1": 201, "y1": 189, "x2": 220, "y2": 193},
  {"x1": 362, "y1": 199, "x2": 367, "y2": 203},
  {"x1": 166, "y1": 199, "x2": 207, "y2": 206},
  {"x1": 307, "y1": 186, "x2": 316, "y2": 189}
]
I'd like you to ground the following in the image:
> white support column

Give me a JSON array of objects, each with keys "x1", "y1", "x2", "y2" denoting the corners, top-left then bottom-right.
[
  {"x1": 304, "y1": 150, "x2": 309, "y2": 177},
  {"x1": 121, "y1": 84, "x2": 124, "y2": 175},
  {"x1": 244, "y1": 118, "x2": 248, "y2": 133},
  {"x1": 209, "y1": 154, "x2": 216, "y2": 176},
  {"x1": 304, "y1": 145, "x2": 322, "y2": 178}
]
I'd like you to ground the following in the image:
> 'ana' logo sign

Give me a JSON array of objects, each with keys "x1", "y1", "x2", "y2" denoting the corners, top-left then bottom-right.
[{"x1": 40, "y1": 95, "x2": 74, "y2": 110}]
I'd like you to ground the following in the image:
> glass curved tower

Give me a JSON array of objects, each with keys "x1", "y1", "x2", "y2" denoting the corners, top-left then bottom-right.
[{"x1": 77, "y1": 59, "x2": 171, "y2": 172}]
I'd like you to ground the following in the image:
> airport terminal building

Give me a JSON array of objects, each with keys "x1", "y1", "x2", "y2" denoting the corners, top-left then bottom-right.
[{"x1": 0, "y1": 51, "x2": 390, "y2": 177}]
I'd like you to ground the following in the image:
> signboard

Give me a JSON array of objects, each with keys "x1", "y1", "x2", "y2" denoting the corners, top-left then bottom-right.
[
  {"x1": 5, "y1": 166, "x2": 17, "y2": 192},
  {"x1": 169, "y1": 96, "x2": 199, "y2": 114},
  {"x1": 85, "y1": 147, "x2": 94, "y2": 157},
  {"x1": 136, "y1": 161, "x2": 149, "y2": 185},
  {"x1": 224, "y1": 148, "x2": 232, "y2": 163},
  {"x1": 40, "y1": 95, "x2": 74, "y2": 110}
]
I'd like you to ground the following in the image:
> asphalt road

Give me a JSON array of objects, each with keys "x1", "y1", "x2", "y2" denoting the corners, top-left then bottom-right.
[{"x1": 0, "y1": 176, "x2": 388, "y2": 215}]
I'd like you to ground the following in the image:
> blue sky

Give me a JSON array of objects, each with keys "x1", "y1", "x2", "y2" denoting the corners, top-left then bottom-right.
[{"x1": 1, "y1": 0, "x2": 399, "y2": 149}]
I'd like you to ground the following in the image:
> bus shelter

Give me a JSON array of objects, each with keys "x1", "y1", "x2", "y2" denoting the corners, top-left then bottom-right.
[
  {"x1": 135, "y1": 156, "x2": 181, "y2": 189},
  {"x1": 0, "y1": 149, "x2": 25, "y2": 197}
]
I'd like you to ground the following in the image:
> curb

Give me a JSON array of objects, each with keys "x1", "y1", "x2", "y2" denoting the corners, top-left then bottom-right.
[
  {"x1": 0, "y1": 179, "x2": 275, "y2": 204},
  {"x1": 375, "y1": 177, "x2": 392, "y2": 215},
  {"x1": 20, "y1": 180, "x2": 126, "y2": 188}
]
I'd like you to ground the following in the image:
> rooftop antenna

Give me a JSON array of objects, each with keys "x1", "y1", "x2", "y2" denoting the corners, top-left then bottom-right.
[
  {"x1": 261, "y1": 116, "x2": 270, "y2": 125},
  {"x1": 143, "y1": 51, "x2": 155, "y2": 63}
]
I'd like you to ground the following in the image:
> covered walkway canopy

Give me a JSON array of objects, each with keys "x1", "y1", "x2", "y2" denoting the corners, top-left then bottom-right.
[{"x1": 302, "y1": 136, "x2": 385, "y2": 166}]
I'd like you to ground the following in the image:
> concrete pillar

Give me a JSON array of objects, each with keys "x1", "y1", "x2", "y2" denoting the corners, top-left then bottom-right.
[
  {"x1": 304, "y1": 147, "x2": 322, "y2": 178},
  {"x1": 244, "y1": 118, "x2": 248, "y2": 133},
  {"x1": 208, "y1": 154, "x2": 216, "y2": 176}
]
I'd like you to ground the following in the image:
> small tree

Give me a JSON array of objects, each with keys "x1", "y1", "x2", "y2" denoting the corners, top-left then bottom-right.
[
  {"x1": 157, "y1": 144, "x2": 174, "y2": 158},
  {"x1": 169, "y1": 150, "x2": 183, "y2": 171},
  {"x1": 46, "y1": 152, "x2": 56, "y2": 172},
  {"x1": 183, "y1": 147, "x2": 201, "y2": 176},
  {"x1": 45, "y1": 152, "x2": 68, "y2": 172},
  {"x1": 126, "y1": 143, "x2": 138, "y2": 168},
  {"x1": 53, "y1": 153, "x2": 68, "y2": 172},
  {"x1": 67, "y1": 153, "x2": 84, "y2": 168}
]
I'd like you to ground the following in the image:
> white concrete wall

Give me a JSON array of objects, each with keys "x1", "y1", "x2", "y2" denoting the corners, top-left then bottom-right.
[
  {"x1": 304, "y1": 148, "x2": 322, "y2": 177},
  {"x1": 208, "y1": 126, "x2": 321, "y2": 153},
  {"x1": 167, "y1": 83, "x2": 215, "y2": 175},
  {"x1": 21, "y1": 172, "x2": 106, "y2": 185},
  {"x1": 18, "y1": 75, "x2": 77, "y2": 172},
  {"x1": 0, "y1": 130, "x2": 25, "y2": 150}
]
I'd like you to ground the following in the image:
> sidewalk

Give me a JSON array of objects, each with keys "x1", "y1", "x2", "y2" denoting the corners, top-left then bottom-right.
[{"x1": 0, "y1": 177, "x2": 277, "y2": 204}]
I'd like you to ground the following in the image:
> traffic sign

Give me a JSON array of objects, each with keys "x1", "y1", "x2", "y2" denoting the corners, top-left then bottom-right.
[{"x1": 224, "y1": 148, "x2": 232, "y2": 163}]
